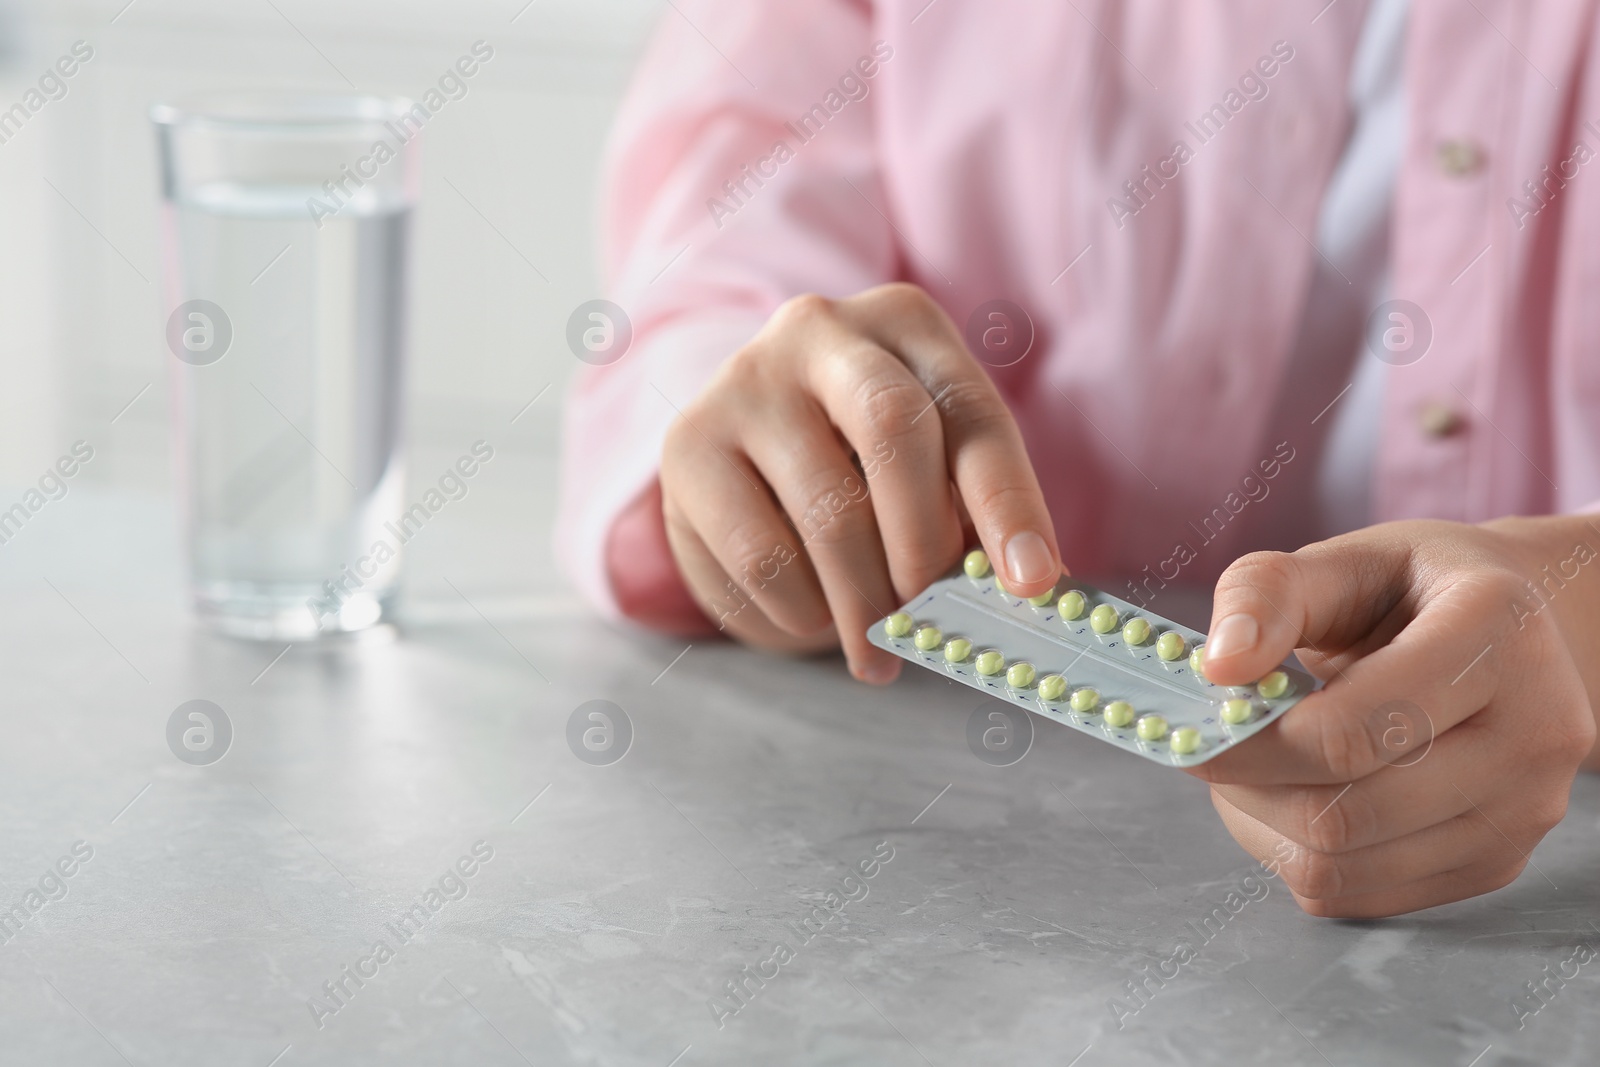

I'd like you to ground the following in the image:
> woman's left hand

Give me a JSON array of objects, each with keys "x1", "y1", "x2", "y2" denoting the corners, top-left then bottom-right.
[{"x1": 1189, "y1": 516, "x2": 1600, "y2": 918}]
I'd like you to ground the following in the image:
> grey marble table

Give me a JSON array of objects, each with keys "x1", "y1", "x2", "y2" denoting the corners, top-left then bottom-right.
[{"x1": 2, "y1": 485, "x2": 1598, "y2": 1067}]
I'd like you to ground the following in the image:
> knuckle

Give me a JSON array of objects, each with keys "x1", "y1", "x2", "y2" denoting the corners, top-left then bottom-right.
[
  {"x1": 661, "y1": 411, "x2": 700, "y2": 463},
  {"x1": 792, "y1": 481, "x2": 872, "y2": 549},
  {"x1": 679, "y1": 382, "x2": 729, "y2": 431},
  {"x1": 720, "y1": 515, "x2": 795, "y2": 579},
  {"x1": 1295, "y1": 784, "x2": 1368, "y2": 854},
  {"x1": 663, "y1": 399, "x2": 736, "y2": 475},
  {"x1": 964, "y1": 480, "x2": 1042, "y2": 525},
  {"x1": 798, "y1": 519, "x2": 862, "y2": 551},
  {"x1": 936, "y1": 376, "x2": 1009, "y2": 425},
  {"x1": 853, "y1": 372, "x2": 938, "y2": 446},
  {"x1": 861, "y1": 281, "x2": 938, "y2": 321},
  {"x1": 1484, "y1": 856, "x2": 1530, "y2": 894},
  {"x1": 1314, "y1": 707, "x2": 1383, "y2": 781},
  {"x1": 1292, "y1": 893, "x2": 1353, "y2": 919},
  {"x1": 1475, "y1": 568, "x2": 1531, "y2": 611},
  {"x1": 882, "y1": 505, "x2": 961, "y2": 567},
  {"x1": 768, "y1": 292, "x2": 835, "y2": 334},
  {"x1": 721, "y1": 340, "x2": 776, "y2": 391},
  {"x1": 1286, "y1": 848, "x2": 1344, "y2": 901},
  {"x1": 1219, "y1": 550, "x2": 1299, "y2": 599},
  {"x1": 891, "y1": 537, "x2": 964, "y2": 597},
  {"x1": 1517, "y1": 693, "x2": 1593, "y2": 769},
  {"x1": 1564, "y1": 708, "x2": 1598, "y2": 757},
  {"x1": 1527, "y1": 789, "x2": 1570, "y2": 836},
  {"x1": 1537, "y1": 699, "x2": 1598, "y2": 762},
  {"x1": 1469, "y1": 569, "x2": 1535, "y2": 642}
]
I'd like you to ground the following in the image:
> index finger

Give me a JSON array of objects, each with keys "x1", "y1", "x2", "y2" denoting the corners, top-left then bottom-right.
[{"x1": 838, "y1": 285, "x2": 1063, "y2": 597}]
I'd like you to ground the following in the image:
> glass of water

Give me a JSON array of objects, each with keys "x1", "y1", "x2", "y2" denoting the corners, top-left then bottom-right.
[{"x1": 152, "y1": 95, "x2": 419, "y2": 640}]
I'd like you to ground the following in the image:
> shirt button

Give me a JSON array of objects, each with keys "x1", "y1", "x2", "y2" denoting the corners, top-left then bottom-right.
[
  {"x1": 1418, "y1": 402, "x2": 1464, "y2": 437},
  {"x1": 1435, "y1": 139, "x2": 1486, "y2": 177}
]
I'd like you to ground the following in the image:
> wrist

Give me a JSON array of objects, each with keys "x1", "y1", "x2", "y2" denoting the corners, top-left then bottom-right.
[
  {"x1": 1482, "y1": 513, "x2": 1600, "y2": 626},
  {"x1": 1482, "y1": 512, "x2": 1600, "y2": 769}
]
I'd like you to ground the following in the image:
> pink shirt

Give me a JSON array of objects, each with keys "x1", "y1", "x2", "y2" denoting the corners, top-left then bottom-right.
[{"x1": 557, "y1": 0, "x2": 1600, "y2": 629}]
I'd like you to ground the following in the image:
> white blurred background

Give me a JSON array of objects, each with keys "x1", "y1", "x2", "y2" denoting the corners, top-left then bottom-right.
[{"x1": 0, "y1": 0, "x2": 666, "y2": 610}]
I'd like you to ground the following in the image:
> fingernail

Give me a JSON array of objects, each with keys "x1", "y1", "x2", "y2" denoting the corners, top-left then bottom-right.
[
  {"x1": 863, "y1": 661, "x2": 900, "y2": 685},
  {"x1": 1004, "y1": 531, "x2": 1055, "y2": 586},
  {"x1": 1207, "y1": 613, "x2": 1259, "y2": 660}
]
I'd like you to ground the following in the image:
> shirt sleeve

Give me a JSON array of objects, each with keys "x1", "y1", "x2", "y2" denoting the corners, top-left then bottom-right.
[{"x1": 555, "y1": 0, "x2": 901, "y2": 623}]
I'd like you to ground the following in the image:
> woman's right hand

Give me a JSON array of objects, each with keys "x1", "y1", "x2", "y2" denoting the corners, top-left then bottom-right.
[{"x1": 658, "y1": 283, "x2": 1063, "y2": 683}]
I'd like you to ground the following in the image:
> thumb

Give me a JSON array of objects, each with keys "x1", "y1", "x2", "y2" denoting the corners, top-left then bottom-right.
[{"x1": 1201, "y1": 542, "x2": 1406, "y2": 687}]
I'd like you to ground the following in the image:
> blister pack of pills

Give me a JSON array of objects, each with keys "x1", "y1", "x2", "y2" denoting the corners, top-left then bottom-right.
[{"x1": 868, "y1": 550, "x2": 1317, "y2": 767}]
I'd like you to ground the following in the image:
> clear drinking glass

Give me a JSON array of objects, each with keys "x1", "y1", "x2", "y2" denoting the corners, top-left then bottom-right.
[{"x1": 152, "y1": 95, "x2": 419, "y2": 640}]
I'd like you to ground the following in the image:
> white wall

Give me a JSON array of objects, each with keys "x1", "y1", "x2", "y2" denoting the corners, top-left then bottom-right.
[{"x1": 0, "y1": 0, "x2": 665, "y2": 492}]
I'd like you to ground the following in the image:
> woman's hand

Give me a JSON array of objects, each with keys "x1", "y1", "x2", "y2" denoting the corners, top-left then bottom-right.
[
  {"x1": 1190, "y1": 516, "x2": 1600, "y2": 918},
  {"x1": 658, "y1": 283, "x2": 1062, "y2": 682}
]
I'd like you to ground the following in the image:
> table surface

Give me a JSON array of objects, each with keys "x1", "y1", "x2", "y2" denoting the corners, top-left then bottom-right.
[{"x1": 2, "y1": 483, "x2": 1599, "y2": 1067}]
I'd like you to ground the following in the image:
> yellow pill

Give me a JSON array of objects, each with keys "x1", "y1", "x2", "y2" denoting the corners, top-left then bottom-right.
[
  {"x1": 1090, "y1": 604, "x2": 1119, "y2": 634},
  {"x1": 1037, "y1": 675, "x2": 1068, "y2": 702},
  {"x1": 1122, "y1": 618, "x2": 1151, "y2": 646},
  {"x1": 1103, "y1": 700, "x2": 1135, "y2": 727},
  {"x1": 963, "y1": 549, "x2": 991, "y2": 579},
  {"x1": 944, "y1": 637, "x2": 972, "y2": 663},
  {"x1": 1027, "y1": 590, "x2": 1054, "y2": 607},
  {"x1": 913, "y1": 626, "x2": 943, "y2": 652},
  {"x1": 1258, "y1": 670, "x2": 1291, "y2": 700},
  {"x1": 975, "y1": 650, "x2": 1005, "y2": 676},
  {"x1": 1156, "y1": 631, "x2": 1186, "y2": 661},
  {"x1": 1189, "y1": 645, "x2": 1206, "y2": 675},
  {"x1": 1006, "y1": 662, "x2": 1036, "y2": 688},
  {"x1": 884, "y1": 612, "x2": 914, "y2": 638},
  {"x1": 1136, "y1": 714, "x2": 1169, "y2": 742},
  {"x1": 1069, "y1": 687, "x2": 1100, "y2": 713},
  {"x1": 1170, "y1": 726, "x2": 1201, "y2": 755},
  {"x1": 1221, "y1": 698, "x2": 1253, "y2": 725},
  {"x1": 1058, "y1": 590, "x2": 1087, "y2": 620}
]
